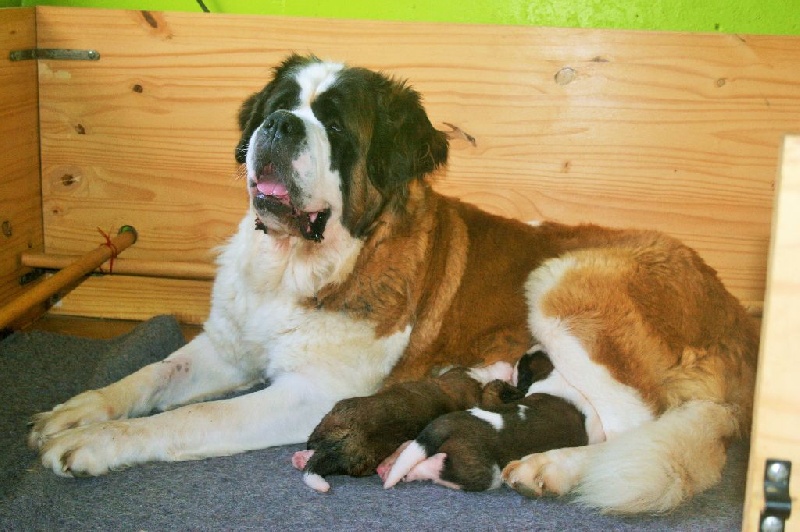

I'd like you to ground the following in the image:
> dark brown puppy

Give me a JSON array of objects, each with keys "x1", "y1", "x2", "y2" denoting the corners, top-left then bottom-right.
[
  {"x1": 291, "y1": 361, "x2": 513, "y2": 492},
  {"x1": 382, "y1": 351, "x2": 588, "y2": 491}
]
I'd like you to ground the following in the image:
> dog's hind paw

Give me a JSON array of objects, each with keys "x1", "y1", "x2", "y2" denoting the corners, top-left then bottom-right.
[{"x1": 502, "y1": 447, "x2": 587, "y2": 498}]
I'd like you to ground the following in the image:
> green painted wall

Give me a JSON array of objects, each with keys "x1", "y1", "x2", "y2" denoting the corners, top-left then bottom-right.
[{"x1": 3, "y1": 0, "x2": 798, "y2": 36}]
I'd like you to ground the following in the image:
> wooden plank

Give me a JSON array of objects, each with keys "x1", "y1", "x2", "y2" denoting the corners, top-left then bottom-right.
[
  {"x1": 34, "y1": 6, "x2": 800, "y2": 320},
  {"x1": 48, "y1": 275, "x2": 211, "y2": 325},
  {"x1": 0, "y1": 8, "x2": 43, "y2": 315},
  {"x1": 743, "y1": 135, "x2": 800, "y2": 532}
]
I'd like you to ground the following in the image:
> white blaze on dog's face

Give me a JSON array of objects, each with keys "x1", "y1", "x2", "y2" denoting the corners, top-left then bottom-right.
[{"x1": 235, "y1": 54, "x2": 449, "y2": 243}]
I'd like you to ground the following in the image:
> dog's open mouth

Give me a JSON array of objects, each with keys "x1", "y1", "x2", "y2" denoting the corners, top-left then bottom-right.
[{"x1": 251, "y1": 164, "x2": 331, "y2": 242}]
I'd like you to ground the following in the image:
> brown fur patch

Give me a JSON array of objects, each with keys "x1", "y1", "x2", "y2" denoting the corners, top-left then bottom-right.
[
  {"x1": 313, "y1": 174, "x2": 758, "y2": 429},
  {"x1": 533, "y1": 231, "x2": 759, "y2": 426}
]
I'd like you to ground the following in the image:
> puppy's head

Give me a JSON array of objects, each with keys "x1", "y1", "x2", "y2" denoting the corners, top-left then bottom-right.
[
  {"x1": 514, "y1": 347, "x2": 555, "y2": 393},
  {"x1": 235, "y1": 54, "x2": 449, "y2": 242}
]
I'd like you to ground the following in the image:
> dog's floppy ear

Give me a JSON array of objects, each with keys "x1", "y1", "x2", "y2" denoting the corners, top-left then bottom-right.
[
  {"x1": 235, "y1": 91, "x2": 263, "y2": 163},
  {"x1": 235, "y1": 54, "x2": 320, "y2": 164},
  {"x1": 367, "y1": 77, "x2": 449, "y2": 197}
]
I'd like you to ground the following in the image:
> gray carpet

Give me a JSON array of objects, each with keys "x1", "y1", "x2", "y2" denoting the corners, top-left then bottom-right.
[{"x1": 0, "y1": 316, "x2": 746, "y2": 530}]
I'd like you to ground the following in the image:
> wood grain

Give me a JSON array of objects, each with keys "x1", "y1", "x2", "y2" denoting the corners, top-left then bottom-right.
[
  {"x1": 31, "y1": 6, "x2": 800, "y2": 319},
  {"x1": 0, "y1": 8, "x2": 43, "y2": 314},
  {"x1": 22, "y1": 252, "x2": 216, "y2": 280},
  {"x1": 0, "y1": 228, "x2": 137, "y2": 329},
  {"x1": 743, "y1": 135, "x2": 800, "y2": 531},
  {"x1": 48, "y1": 275, "x2": 211, "y2": 325}
]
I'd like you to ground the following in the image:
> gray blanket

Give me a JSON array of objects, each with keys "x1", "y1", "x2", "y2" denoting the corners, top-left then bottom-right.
[{"x1": 0, "y1": 316, "x2": 746, "y2": 530}]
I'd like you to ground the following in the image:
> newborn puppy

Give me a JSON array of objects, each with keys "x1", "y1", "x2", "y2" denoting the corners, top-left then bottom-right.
[
  {"x1": 291, "y1": 361, "x2": 514, "y2": 492},
  {"x1": 382, "y1": 349, "x2": 589, "y2": 491}
]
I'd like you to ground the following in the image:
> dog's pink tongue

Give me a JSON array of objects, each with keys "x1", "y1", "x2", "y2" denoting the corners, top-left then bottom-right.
[{"x1": 256, "y1": 180, "x2": 288, "y2": 197}]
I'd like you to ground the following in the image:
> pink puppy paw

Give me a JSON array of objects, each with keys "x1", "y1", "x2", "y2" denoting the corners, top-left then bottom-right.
[
  {"x1": 377, "y1": 440, "x2": 412, "y2": 482},
  {"x1": 292, "y1": 449, "x2": 315, "y2": 470},
  {"x1": 406, "y1": 453, "x2": 461, "y2": 490}
]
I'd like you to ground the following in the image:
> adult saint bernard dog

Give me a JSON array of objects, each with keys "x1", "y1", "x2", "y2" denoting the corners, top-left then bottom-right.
[{"x1": 29, "y1": 54, "x2": 759, "y2": 514}]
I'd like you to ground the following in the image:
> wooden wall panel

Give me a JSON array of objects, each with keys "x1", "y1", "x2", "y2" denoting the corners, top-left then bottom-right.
[
  {"x1": 0, "y1": 8, "x2": 43, "y2": 313},
  {"x1": 50, "y1": 275, "x2": 211, "y2": 325},
  {"x1": 743, "y1": 135, "x2": 800, "y2": 532},
  {"x1": 34, "y1": 6, "x2": 800, "y2": 320}
]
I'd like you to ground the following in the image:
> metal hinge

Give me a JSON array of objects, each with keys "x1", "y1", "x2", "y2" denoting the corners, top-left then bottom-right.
[
  {"x1": 761, "y1": 459, "x2": 793, "y2": 532},
  {"x1": 9, "y1": 49, "x2": 100, "y2": 62}
]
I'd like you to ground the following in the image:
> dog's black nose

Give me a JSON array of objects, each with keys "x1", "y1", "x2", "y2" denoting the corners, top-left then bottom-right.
[
  {"x1": 263, "y1": 110, "x2": 303, "y2": 142},
  {"x1": 250, "y1": 110, "x2": 306, "y2": 176}
]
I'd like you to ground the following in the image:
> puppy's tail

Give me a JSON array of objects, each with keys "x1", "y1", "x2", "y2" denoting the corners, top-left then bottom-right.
[{"x1": 575, "y1": 400, "x2": 740, "y2": 514}]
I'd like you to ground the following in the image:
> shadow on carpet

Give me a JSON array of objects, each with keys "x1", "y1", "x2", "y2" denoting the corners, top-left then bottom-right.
[{"x1": 0, "y1": 315, "x2": 748, "y2": 531}]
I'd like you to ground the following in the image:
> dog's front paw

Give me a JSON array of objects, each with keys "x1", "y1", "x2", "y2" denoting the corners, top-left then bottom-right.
[
  {"x1": 502, "y1": 448, "x2": 584, "y2": 498},
  {"x1": 28, "y1": 390, "x2": 117, "y2": 450},
  {"x1": 39, "y1": 419, "x2": 153, "y2": 477}
]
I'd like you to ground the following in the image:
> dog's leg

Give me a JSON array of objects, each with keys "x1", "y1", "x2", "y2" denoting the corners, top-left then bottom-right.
[
  {"x1": 502, "y1": 446, "x2": 594, "y2": 498},
  {"x1": 36, "y1": 372, "x2": 338, "y2": 477},
  {"x1": 503, "y1": 401, "x2": 738, "y2": 513},
  {"x1": 29, "y1": 333, "x2": 260, "y2": 449}
]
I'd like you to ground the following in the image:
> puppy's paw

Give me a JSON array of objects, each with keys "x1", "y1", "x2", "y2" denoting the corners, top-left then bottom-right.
[
  {"x1": 28, "y1": 390, "x2": 117, "y2": 450},
  {"x1": 292, "y1": 449, "x2": 314, "y2": 470},
  {"x1": 39, "y1": 419, "x2": 153, "y2": 477},
  {"x1": 377, "y1": 440, "x2": 411, "y2": 483},
  {"x1": 302, "y1": 471, "x2": 331, "y2": 493}
]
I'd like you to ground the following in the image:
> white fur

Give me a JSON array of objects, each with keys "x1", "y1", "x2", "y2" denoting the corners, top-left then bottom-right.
[
  {"x1": 303, "y1": 471, "x2": 331, "y2": 493},
  {"x1": 468, "y1": 408, "x2": 504, "y2": 431},
  {"x1": 526, "y1": 258, "x2": 654, "y2": 440},
  {"x1": 468, "y1": 361, "x2": 514, "y2": 385},
  {"x1": 29, "y1": 61, "x2": 413, "y2": 477},
  {"x1": 488, "y1": 464, "x2": 504, "y2": 490},
  {"x1": 295, "y1": 61, "x2": 344, "y2": 107},
  {"x1": 574, "y1": 400, "x2": 738, "y2": 513},
  {"x1": 383, "y1": 440, "x2": 427, "y2": 488},
  {"x1": 504, "y1": 400, "x2": 739, "y2": 514},
  {"x1": 503, "y1": 256, "x2": 731, "y2": 513}
]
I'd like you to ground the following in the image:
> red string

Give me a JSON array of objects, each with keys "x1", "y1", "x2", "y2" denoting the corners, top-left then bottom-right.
[{"x1": 97, "y1": 227, "x2": 119, "y2": 274}]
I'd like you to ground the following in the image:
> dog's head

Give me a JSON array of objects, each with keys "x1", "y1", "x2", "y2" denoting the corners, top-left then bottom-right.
[{"x1": 235, "y1": 54, "x2": 449, "y2": 242}]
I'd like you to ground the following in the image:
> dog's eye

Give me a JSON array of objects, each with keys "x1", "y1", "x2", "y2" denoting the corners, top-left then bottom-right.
[{"x1": 326, "y1": 119, "x2": 343, "y2": 134}]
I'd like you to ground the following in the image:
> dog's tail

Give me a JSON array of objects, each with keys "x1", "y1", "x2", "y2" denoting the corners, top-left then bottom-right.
[
  {"x1": 382, "y1": 420, "x2": 454, "y2": 489},
  {"x1": 574, "y1": 400, "x2": 740, "y2": 514}
]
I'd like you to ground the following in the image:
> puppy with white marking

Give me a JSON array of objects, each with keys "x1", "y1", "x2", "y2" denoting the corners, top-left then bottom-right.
[
  {"x1": 382, "y1": 349, "x2": 588, "y2": 491},
  {"x1": 292, "y1": 361, "x2": 513, "y2": 492}
]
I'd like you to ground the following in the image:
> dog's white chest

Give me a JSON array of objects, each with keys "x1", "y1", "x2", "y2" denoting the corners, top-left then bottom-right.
[{"x1": 207, "y1": 220, "x2": 411, "y2": 396}]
